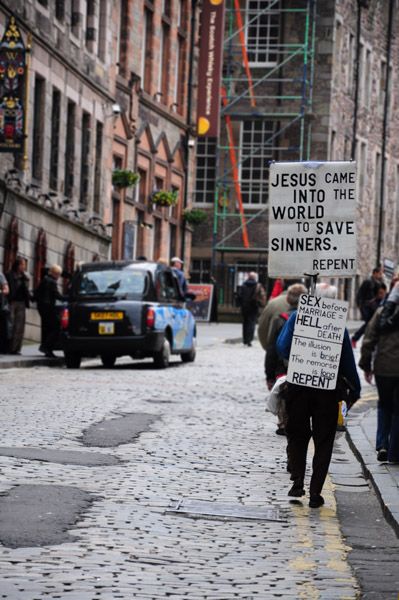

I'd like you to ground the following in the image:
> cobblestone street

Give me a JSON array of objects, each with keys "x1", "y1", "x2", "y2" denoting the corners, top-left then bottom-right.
[{"x1": 0, "y1": 338, "x2": 378, "y2": 599}]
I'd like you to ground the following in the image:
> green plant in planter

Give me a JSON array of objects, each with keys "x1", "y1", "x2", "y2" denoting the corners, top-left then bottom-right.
[
  {"x1": 112, "y1": 169, "x2": 140, "y2": 189},
  {"x1": 151, "y1": 189, "x2": 179, "y2": 207},
  {"x1": 182, "y1": 208, "x2": 208, "y2": 225}
]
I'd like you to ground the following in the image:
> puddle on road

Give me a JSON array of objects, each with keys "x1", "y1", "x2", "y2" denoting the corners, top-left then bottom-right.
[
  {"x1": 0, "y1": 447, "x2": 122, "y2": 466},
  {"x1": 0, "y1": 485, "x2": 96, "y2": 548},
  {"x1": 80, "y1": 412, "x2": 158, "y2": 447}
]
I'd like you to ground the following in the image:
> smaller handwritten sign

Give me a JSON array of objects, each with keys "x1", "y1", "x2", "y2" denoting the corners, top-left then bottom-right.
[{"x1": 287, "y1": 294, "x2": 348, "y2": 390}]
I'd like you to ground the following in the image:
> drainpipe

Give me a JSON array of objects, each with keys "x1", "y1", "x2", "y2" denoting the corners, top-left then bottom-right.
[
  {"x1": 377, "y1": 0, "x2": 394, "y2": 267},
  {"x1": 351, "y1": 0, "x2": 362, "y2": 159},
  {"x1": 181, "y1": 0, "x2": 198, "y2": 266}
]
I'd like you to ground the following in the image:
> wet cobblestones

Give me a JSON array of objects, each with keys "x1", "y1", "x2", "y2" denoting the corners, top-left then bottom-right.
[{"x1": 0, "y1": 343, "x2": 359, "y2": 598}]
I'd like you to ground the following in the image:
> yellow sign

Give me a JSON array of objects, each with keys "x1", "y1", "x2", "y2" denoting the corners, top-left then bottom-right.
[{"x1": 91, "y1": 312, "x2": 123, "y2": 320}]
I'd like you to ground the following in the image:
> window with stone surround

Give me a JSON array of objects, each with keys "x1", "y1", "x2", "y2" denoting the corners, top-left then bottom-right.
[
  {"x1": 93, "y1": 121, "x2": 103, "y2": 214},
  {"x1": 378, "y1": 58, "x2": 387, "y2": 116},
  {"x1": 190, "y1": 259, "x2": 211, "y2": 283},
  {"x1": 64, "y1": 101, "x2": 76, "y2": 199},
  {"x1": 79, "y1": 112, "x2": 91, "y2": 206},
  {"x1": 117, "y1": 0, "x2": 128, "y2": 76},
  {"x1": 159, "y1": 22, "x2": 170, "y2": 104},
  {"x1": 246, "y1": 0, "x2": 280, "y2": 67},
  {"x1": 151, "y1": 216, "x2": 162, "y2": 260},
  {"x1": 142, "y1": 7, "x2": 153, "y2": 94},
  {"x1": 32, "y1": 75, "x2": 45, "y2": 181},
  {"x1": 98, "y1": 0, "x2": 107, "y2": 60},
  {"x1": 347, "y1": 32, "x2": 355, "y2": 96},
  {"x1": 194, "y1": 137, "x2": 217, "y2": 205},
  {"x1": 168, "y1": 223, "x2": 177, "y2": 261},
  {"x1": 55, "y1": 0, "x2": 65, "y2": 20},
  {"x1": 49, "y1": 89, "x2": 61, "y2": 191},
  {"x1": 333, "y1": 19, "x2": 342, "y2": 88},
  {"x1": 85, "y1": 0, "x2": 96, "y2": 49},
  {"x1": 240, "y1": 119, "x2": 274, "y2": 205}
]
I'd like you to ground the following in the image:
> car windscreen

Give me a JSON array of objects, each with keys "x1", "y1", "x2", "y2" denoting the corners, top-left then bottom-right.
[{"x1": 75, "y1": 269, "x2": 147, "y2": 297}]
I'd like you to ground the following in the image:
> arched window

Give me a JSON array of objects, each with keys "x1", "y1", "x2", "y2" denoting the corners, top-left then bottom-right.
[
  {"x1": 3, "y1": 216, "x2": 19, "y2": 274},
  {"x1": 63, "y1": 241, "x2": 75, "y2": 293},
  {"x1": 34, "y1": 228, "x2": 47, "y2": 290}
]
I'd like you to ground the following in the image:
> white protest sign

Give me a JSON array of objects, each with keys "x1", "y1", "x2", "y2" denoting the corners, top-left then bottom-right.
[
  {"x1": 287, "y1": 294, "x2": 348, "y2": 390},
  {"x1": 268, "y1": 161, "x2": 357, "y2": 277}
]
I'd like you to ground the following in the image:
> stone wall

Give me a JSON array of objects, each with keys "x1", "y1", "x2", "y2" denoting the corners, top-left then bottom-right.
[{"x1": 0, "y1": 188, "x2": 110, "y2": 342}]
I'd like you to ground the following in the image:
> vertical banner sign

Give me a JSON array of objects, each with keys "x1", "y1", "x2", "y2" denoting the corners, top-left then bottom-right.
[
  {"x1": 268, "y1": 161, "x2": 357, "y2": 277},
  {"x1": 196, "y1": 0, "x2": 225, "y2": 138},
  {"x1": 287, "y1": 294, "x2": 349, "y2": 390},
  {"x1": 0, "y1": 16, "x2": 27, "y2": 152}
]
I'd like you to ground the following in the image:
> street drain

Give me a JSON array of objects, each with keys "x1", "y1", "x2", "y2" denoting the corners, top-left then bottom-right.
[
  {"x1": 80, "y1": 412, "x2": 158, "y2": 447},
  {"x1": 0, "y1": 447, "x2": 122, "y2": 466},
  {"x1": 0, "y1": 484, "x2": 96, "y2": 548},
  {"x1": 167, "y1": 499, "x2": 288, "y2": 522}
]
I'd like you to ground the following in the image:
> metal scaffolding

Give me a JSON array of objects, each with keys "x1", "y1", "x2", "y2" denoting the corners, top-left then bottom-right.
[{"x1": 212, "y1": 0, "x2": 317, "y2": 299}]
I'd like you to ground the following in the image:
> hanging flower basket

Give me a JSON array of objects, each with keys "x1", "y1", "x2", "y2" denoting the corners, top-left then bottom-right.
[
  {"x1": 150, "y1": 189, "x2": 178, "y2": 207},
  {"x1": 112, "y1": 169, "x2": 140, "y2": 189},
  {"x1": 182, "y1": 208, "x2": 208, "y2": 226}
]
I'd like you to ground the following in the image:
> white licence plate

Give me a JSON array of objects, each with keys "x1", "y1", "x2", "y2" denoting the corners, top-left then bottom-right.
[{"x1": 99, "y1": 322, "x2": 115, "y2": 335}]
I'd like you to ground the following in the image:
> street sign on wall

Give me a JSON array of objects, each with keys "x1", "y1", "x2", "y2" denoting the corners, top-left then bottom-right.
[
  {"x1": 268, "y1": 161, "x2": 357, "y2": 277},
  {"x1": 287, "y1": 294, "x2": 349, "y2": 390}
]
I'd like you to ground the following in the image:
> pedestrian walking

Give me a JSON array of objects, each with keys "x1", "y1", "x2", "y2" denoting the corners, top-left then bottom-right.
[
  {"x1": 277, "y1": 283, "x2": 361, "y2": 508},
  {"x1": 258, "y1": 290, "x2": 288, "y2": 351},
  {"x1": 34, "y1": 264, "x2": 64, "y2": 358},
  {"x1": 171, "y1": 257, "x2": 189, "y2": 297},
  {"x1": 5, "y1": 257, "x2": 32, "y2": 354},
  {"x1": 265, "y1": 283, "x2": 307, "y2": 435},
  {"x1": 352, "y1": 266, "x2": 384, "y2": 347},
  {"x1": 236, "y1": 272, "x2": 266, "y2": 346},
  {"x1": 0, "y1": 270, "x2": 11, "y2": 353},
  {"x1": 359, "y1": 281, "x2": 399, "y2": 463}
]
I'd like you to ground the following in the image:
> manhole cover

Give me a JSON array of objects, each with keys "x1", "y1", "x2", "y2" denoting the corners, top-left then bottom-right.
[{"x1": 167, "y1": 499, "x2": 287, "y2": 522}]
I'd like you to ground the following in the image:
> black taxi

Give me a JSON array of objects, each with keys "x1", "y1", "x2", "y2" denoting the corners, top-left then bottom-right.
[{"x1": 61, "y1": 261, "x2": 196, "y2": 368}]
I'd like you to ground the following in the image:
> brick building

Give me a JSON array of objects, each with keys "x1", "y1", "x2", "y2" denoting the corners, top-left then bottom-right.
[
  {"x1": 0, "y1": 0, "x2": 198, "y2": 342},
  {"x1": 190, "y1": 0, "x2": 399, "y2": 313}
]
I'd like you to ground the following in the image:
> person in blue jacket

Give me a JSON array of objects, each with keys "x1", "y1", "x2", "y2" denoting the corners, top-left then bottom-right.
[{"x1": 277, "y1": 283, "x2": 361, "y2": 508}]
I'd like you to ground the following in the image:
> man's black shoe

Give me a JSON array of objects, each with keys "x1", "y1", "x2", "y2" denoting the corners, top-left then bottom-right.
[
  {"x1": 275, "y1": 428, "x2": 286, "y2": 436},
  {"x1": 288, "y1": 480, "x2": 305, "y2": 497},
  {"x1": 44, "y1": 351, "x2": 56, "y2": 359},
  {"x1": 377, "y1": 448, "x2": 388, "y2": 462},
  {"x1": 309, "y1": 494, "x2": 324, "y2": 508}
]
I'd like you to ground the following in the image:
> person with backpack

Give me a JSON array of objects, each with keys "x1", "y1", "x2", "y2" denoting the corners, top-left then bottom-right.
[
  {"x1": 265, "y1": 283, "x2": 307, "y2": 434},
  {"x1": 351, "y1": 267, "x2": 384, "y2": 347},
  {"x1": 236, "y1": 272, "x2": 266, "y2": 346}
]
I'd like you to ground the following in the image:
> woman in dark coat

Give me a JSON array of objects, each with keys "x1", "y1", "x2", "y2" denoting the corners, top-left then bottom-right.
[
  {"x1": 35, "y1": 264, "x2": 64, "y2": 358},
  {"x1": 6, "y1": 257, "x2": 31, "y2": 354}
]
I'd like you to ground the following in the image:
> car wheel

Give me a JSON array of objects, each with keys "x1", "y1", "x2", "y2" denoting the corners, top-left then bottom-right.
[
  {"x1": 101, "y1": 354, "x2": 116, "y2": 368},
  {"x1": 153, "y1": 337, "x2": 171, "y2": 368},
  {"x1": 64, "y1": 352, "x2": 81, "y2": 369},
  {"x1": 181, "y1": 336, "x2": 196, "y2": 363}
]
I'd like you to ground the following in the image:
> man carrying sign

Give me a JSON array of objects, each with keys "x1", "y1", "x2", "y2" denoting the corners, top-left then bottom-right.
[{"x1": 276, "y1": 283, "x2": 360, "y2": 508}]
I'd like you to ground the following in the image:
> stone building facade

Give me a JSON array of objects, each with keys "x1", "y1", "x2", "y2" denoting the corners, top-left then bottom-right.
[
  {"x1": 0, "y1": 0, "x2": 198, "y2": 342},
  {"x1": 190, "y1": 0, "x2": 399, "y2": 312}
]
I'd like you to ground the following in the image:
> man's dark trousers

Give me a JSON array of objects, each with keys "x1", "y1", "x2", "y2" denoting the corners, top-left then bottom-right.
[{"x1": 285, "y1": 387, "x2": 339, "y2": 496}]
